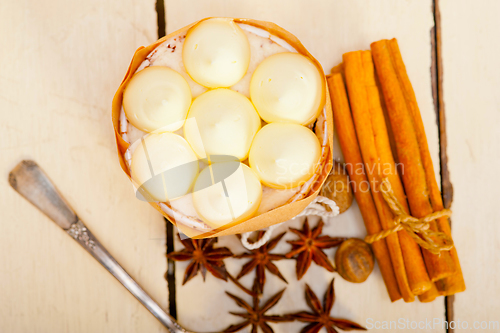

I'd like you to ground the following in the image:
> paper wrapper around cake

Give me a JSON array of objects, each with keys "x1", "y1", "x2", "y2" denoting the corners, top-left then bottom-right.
[{"x1": 112, "y1": 18, "x2": 334, "y2": 238}]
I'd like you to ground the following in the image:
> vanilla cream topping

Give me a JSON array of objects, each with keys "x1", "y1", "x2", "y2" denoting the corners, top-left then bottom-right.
[
  {"x1": 132, "y1": 24, "x2": 292, "y2": 101},
  {"x1": 183, "y1": 18, "x2": 251, "y2": 88},
  {"x1": 192, "y1": 162, "x2": 262, "y2": 228},
  {"x1": 131, "y1": 132, "x2": 199, "y2": 202},
  {"x1": 249, "y1": 123, "x2": 321, "y2": 189},
  {"x1": 250, "y1": 52, "x2": 323, "y2": 125},
  {"x1": 184, "y1": 88, "x2": 261, "y2": 160},
  {"x1": 123, "y1": 67, "x2": 192, "y2": 132}
]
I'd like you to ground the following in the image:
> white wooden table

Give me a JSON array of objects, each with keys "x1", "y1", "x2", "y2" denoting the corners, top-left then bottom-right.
[{"x1": 0, "y1": 0, "x2": 498, "y2": 332}]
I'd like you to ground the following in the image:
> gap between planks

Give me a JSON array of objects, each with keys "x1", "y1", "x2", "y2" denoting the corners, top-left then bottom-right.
[
  {"x1": 431, "y1": 0, "x2": 454, "y2": 332},
  {"x1": 155, "y1": 0, "x2": 177, "y2": 320}
]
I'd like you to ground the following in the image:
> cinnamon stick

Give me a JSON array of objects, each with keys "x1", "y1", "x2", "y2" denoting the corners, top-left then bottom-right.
[
  {"x1": 359, "y1": 51, "x2": 432, "y2": 295},
  {"x1": 333, "y1": 71, "x2": 414, "y2": 302},
  {"x1": 386, "y1": 39, "x2": 465, "y2": 295},
  {"x1": 371, "y1": 39, "x2": 456, "y2": 281},
  {"x1": 328, "y1": 73, "x2": 402, "y2": 302},
  {"x1": 418, "y1": 282, "x2": 441, "y2": 303},
  {"x1": 341, "y1": 51, "x2": 415, "y2": 302}
]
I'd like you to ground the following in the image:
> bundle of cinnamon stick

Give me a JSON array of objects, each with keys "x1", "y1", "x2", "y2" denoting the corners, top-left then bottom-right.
[{"x1": 327, "y1": 39, "x2": 465, "y2": 303}]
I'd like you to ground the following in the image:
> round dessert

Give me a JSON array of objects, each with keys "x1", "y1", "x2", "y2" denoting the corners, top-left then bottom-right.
[
  {"x1": 250, "y1": 52, "x2": 324, "y2": 125},
  {"x1": 192, "y1": 162, "x2": 262, "y2": 228},
  {"x1": 115, "y1": 18, "x2": 331, "y2": 235},
  {"x1": 183, "y1": 88, "x2": 261, "y2": 161},
  {"x1": 123, "y1": 66, "x2": 192, "y2": 132},
  {"x1": 249, "y1": 123, "x2": 322, "y2": 189},
  {"x1": 130, "y1": 132, "x2": 199, "y2": 202},
  {"x1": 183, "y1": 18, "x2": 251, "y2": 88}
]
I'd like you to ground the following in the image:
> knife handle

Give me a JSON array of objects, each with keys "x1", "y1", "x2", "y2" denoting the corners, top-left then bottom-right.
[{"x1": 9, "y1": 160, "x2": 191, "y2": 333}]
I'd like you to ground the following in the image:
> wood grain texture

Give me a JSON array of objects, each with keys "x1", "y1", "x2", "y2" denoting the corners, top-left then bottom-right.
[
  {"x1": 441, "y1": 0, "x2": 500, "y2": 331},
  {"x1": 166, "y1": 1, "x2": 446, "y2": 332},
  {"x1": 0, "y1": 0, "x2": 168, "y2": 332}
]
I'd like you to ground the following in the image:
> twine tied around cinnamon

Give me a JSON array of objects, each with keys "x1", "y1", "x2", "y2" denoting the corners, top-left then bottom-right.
[{"x1": 364, "y1": 178, "x2": 454, "y2": 255}]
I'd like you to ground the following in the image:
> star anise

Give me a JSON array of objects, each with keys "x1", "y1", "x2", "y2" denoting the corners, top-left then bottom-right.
[
  {"x1": 236, "y1": 231, "x2": 287, "y2": 295},
  {"x1": 286, "y1": 218, "x2": 346, "y2": 280},
  {"x1": 167, "y1": 234, "x2": 233, "y2": 284},
  {"x1": 224, "y1": 280, "x2": 290, "y2": 333},
  {"x1": 290, "y1": 279, "x2": 366, "y2": 333}
]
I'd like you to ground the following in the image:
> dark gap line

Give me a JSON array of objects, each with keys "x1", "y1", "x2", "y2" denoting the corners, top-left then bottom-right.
[
  {"x1": 433, "y1": 0, "x2": 453, "y2": 209},
  {"x1": 156, "y1": 0, "x2": 166, "y2": 39},
  {"x1": 432, "y1": 0, "x2": 454, "y2": 332},
  {"x1": 165, "y1": 219, "x2": 177, "y2": 319},
  {"x1": 155, "y1": 0, "x2": 177, "y2": 320}
]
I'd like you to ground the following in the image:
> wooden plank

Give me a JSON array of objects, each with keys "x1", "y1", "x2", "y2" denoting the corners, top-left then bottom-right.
[
  {"x1": 165, "y1": 1, "x2": 446, "y2": 332},
  {"x1": 441, "y1": 0, "x2": 500, "y2": 331},
  {"x1": 0, "y1": 1, "x2": 168, "y2": 332}
]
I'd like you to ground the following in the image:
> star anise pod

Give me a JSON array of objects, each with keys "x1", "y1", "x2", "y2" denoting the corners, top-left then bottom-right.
[
  {"x1": 224, "y1": 280, "x2": 290, "y2": 333},
  {"x1": 167, "y1": 234, "x2": 233, "y2": 285},
  {"x1": 290, "y1": 278, "x2": 366, "y2": 333},
  {"x1": 235, "y1": 231, "x2": 287, "y2": 295},
  {"x1": 286, "y1": 218, "x2": 346, "y2": 280}
]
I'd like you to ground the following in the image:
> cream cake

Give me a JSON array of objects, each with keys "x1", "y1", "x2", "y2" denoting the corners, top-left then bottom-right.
[{"x1": 117, "y1": 18, "x2": 330, "y2": 235}]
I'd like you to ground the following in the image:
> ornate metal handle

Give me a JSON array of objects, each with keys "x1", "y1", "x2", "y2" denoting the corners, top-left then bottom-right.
[{"x1": 9, "y1": 160, "x2": 192, "y2": 333}]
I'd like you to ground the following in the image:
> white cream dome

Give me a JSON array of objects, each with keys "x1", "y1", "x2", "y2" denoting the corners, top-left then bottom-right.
[
  {"x1": 183, "y1": 18, "x2": 251, "y2": 88},
  {"x1": 183, "y1": 88, "x2": 261, "y2": 161},
  {"x1": 131, "y1": 132, "x2": 199, "y2": 202},
  {"x1": 192, "y1": 162, "x2": 262, "y2": 228},
  {"x1": 249, "y1": 123, "x2": 321, "y2": 189},
  {"x1": 123, "y1": 66, "x2": 192, "y2": 132},
  {"x1": 250, "y1": 52, "x2": 323, "y2": 125}
]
